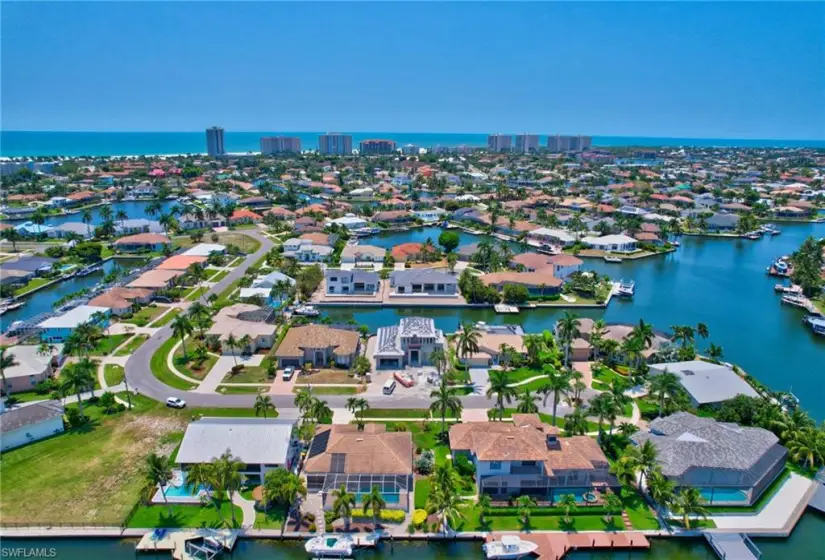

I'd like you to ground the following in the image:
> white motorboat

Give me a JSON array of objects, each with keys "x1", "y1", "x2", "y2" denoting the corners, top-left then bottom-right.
[
  {"x1": 294, "y1": 305, "x2": 320, "y2": 317},
  {"x1": 305, "y1": 534, "x2": 353, "y2": 557},
  {"x1": 483, "y1": 536, "x2": 539, "y2": 559},
  {"x1": 617, "y1": 279, "x2": 636, "y2": 297},
  {"x1": 603, "y1": 255, "x2": 622, "y2": 263}
]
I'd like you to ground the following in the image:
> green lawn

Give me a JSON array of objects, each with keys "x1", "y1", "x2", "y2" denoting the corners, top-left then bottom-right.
[
  {"x1": 116, "y1": 392, "x2": 157, "y2": 413},
  {"x1": 152, "y1": 308, "x2": 181, "y2": 327},
  {"x1": 92, "y1": 334, "x2": 133, "y2": 356},
  {"x1": 185, "y1": 286, "x2": 209, "y2": 302},
  {"x1": 15, "y1": 276, "x2": 56, "y2": 296},
  {"x1": 218, "y1": 385, "x2": 268, "y2": 394},
  {"x1": 621, "y1": 488, "x2": 660, "y2": 530},
  {"x1": 254, "y1": 508, "x2": 287, "y2": 529},
  {"x1": 667, "y1": 518, "x2": 717, "y2": 529},
  {"x1": 293, "y1": 385, "x2": 363, "y2": 395},
  {"x1": 150, "y1": 336, "x2": 197, "y2": 390},
  {"x1": 121, "y1": 305, "x2": 166, "y2": 327},
  {"x1": 209, "y1": 269, "x2": 230, "y2": 282},
  {"x1": 361, "y1": 408, "x2": 431, "y2": 419},
  {"x1": 5, "y1": 389, "x2": 50, "y2": 403},
  {"x1": 104, "y1": 364, "x2": 125, "y2": 386},
  {"x1": 221, "y1": 356, "x2": 273, "y2": 384},
  {"x1": 214, "y1": 279, "x2": 242, "y2": 308},
  {"x1": 127, "y1": 501, "x2": 241, "y2": 529},
  {"x1": 414, "y1": 479, "x2": 431, "y2": 509},
  {"x1": 0, "y1": 406, "x2": 186, "y2": 525},
  {"x1": 173, "y1": 340, "x2": 218, "y2": 380},
  {"x1": 455, "y1": 505, "x2": 622, "y2": 532},
  {"x1": 592, "y1": 364, "x2": 627, "y2": 385},
  {"x1": 513, "y1": 378, "x2": 551, "y2": 392},
  {"x1": 505, "y1": 367, "x2": 546, "y2": 384},
  {"x1": 114, "y1": 334, "x2": 149, "y2": 356}
]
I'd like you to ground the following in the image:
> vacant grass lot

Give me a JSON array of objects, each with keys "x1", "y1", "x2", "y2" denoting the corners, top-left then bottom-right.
[
  {"x1": 114, "y1": 334, "x2": 149, "y2": 357},
  {"x1": 0, "y1": 410, "x2": 185, "y2": 525},
  {"x1": 297, "y1": 369, "x2": 359, "y2": 384},
  {"x1": 92, "y1": 334, "x2": 133, "y2": 356},
  {"x1": 122, "y1": 305, "x2": 166, "y2": 327},
  {"x1": 127, "y1": 501, "x2": 241, "y2": 529}
]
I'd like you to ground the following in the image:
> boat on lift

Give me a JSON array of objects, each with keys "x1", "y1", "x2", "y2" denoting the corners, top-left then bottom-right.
[
  {"x1": 294, "y1": 304, "x2": 320, "y2": 317},
  {"x1": 483, "y1": 536, "x2": 539, "y2": 559},
  {"x1": 305, "y1": 534, "x2": 354, "y2": 557},
  {"x1": 616, "y1": 279, "x2": 636, "y2": 297}
]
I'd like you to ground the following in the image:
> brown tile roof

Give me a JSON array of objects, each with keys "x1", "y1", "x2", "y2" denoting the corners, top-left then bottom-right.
[
  {"x1": 511, "y1": 252, "x2": 552, "y2": 271},
  {"x1": 449, "y1": 414, "x2": 608, "y2": 475},
  {"x1": 88, "y1": 287, "x2": 152, "y2": 309},
  {"x1": 304, "y1": 424, "x2": 413, "y2": 475},
  {"x1": 548, "y1": 254, "x2": 583, "y2": 266},
  {"x1": 156, "y1": 255, "x2": 208, "y2": 270},
  {"x1": 127, "y1": 269, "x2": 184, "y2": 288},
  {"x1": 274, "y1": 325, "x2": 360, "y2": 358}
]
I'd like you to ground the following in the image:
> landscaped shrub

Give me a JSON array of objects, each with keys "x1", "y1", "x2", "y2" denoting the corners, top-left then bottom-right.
[
  {"x1": 353, "y1": 509, "x2": 406, "y2": 523},
  {"x1": 454, "y1": 454, "x2": 475, "y2": 478},
  {"x1": 64, "y1": 408, "x2": 88, "y2": 428},
  {"x1": 35, "y1": 378, "x2": 59, "y2": 395},
  {"x1": 414, "y1": 450, "x2": 435, "y2": 475},
  {"x1": 412, "y1": 509, "x2": 428, "y2": 528},
  {"x1": 308, "y1": 522, "x2": 316, "y2": 533}
]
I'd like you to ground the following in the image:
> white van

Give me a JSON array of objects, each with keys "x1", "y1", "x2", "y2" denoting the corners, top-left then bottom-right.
[{"x1": 382, "y1": 379, "x2": 397, "y2": 395}]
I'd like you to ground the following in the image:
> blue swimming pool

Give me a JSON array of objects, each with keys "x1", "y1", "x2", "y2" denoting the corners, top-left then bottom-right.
[
  {"x1": 354, "y1": 492, "x2": 401, "y2": 504},
  {"x1": 554, "y1": 488, "x2": 595, "y2": 504},
  {"x1": 698, "y1": 488, "x2": 750, "y2": 504},
  {"x1": 163, "y1": 472, "x2": 209, "y2": 498}
]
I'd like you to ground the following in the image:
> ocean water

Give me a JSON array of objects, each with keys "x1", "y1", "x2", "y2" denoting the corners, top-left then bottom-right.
[{"x1": 2, "y1": 131, "x2": 824, "y2": 157}]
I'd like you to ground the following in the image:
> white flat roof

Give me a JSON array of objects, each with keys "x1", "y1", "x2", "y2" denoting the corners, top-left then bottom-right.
[
  {"x1": 176, "y1": 417, "x2": 295, "y2": 465},
  {"x1": 39, "y1": 306, "x2": 108, "y2": 329},
  {"x1": 182, "y1": 243, "x2": 226, "y2": 257}
]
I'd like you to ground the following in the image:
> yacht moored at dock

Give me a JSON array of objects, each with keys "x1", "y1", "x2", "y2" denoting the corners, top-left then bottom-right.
[
  {"x1": 804, "y1": 315, "x2": 825, "y2": 336},
  {"x1": 482, "y1": 536, "x2": 539, "y2": 559},
  {"x1": 603, "y1": 255, "x2": 622, "y2": 263},
  {"x1": 616, "y1": 279, "x2": 636, "y2": 298},
  {"x1": 294, "y1": 304, "x2": 320, "y2": 317},
  {"x1": 305, "y1": 534, "x2": 354, "y2": 557}
]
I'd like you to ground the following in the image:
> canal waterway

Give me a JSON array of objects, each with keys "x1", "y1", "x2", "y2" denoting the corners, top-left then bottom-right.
[
  {"x1": 1, "y1": 258, "x2": 146, "y2": 326},
  {"x1": 1, "y1": 199, "x2": 182, "y2": 227},
  {"x1": 329, "y1": 222, "x2": 825, "y2": 418},
  {"x1": 2, "y1": 512, "x2": 824, "y2": 559},
  {"x1": 364, "y1": 226, "x2": 523, "y2": 253}
]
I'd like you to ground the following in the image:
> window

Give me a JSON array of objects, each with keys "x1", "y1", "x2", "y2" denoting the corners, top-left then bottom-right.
[
  {"x1": 490, "y1": 461, "x2": 501, "y2": 470},
  {"x1": 522, "y1": 461, "x2": 536, "y2": 467},
  {"x1": 330, "y1": 277, "x2": 338, "y2": 282},
  {"x1": 329, "y1": 286, "x2": 335, "y2": 293}
]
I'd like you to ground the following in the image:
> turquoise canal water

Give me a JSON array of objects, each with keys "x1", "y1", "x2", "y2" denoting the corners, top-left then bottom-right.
[
  {"x1": 329, "y1": 222, "x2": 825, "y2": 418},
  {"x1": 2, "y1": 512, "x2": 824, "y2": 559},
  {"x1": 3, "y1": 131, "x2": 825, "y2": 157},
  {"x1": 1, "y1": 199, "x2": 181, "y2": 227}
]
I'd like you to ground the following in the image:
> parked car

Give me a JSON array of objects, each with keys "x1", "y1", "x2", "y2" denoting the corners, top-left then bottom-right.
[
  {"x1": 282, "y1": 366, "x2": 295, "y2": 381},
  {"x1": 166, "y1": 397, "x2": 186, "y2": 409}
]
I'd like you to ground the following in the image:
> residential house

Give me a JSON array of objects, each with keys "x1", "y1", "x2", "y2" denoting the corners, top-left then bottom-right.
[
  {"x1": 373, "y1": 317, "x2": 446, "y2": 369},
  {"x1": 177, "y1": 213, "x2": 227, "y2": 230},
  {"x1": 0, "y1": 256, "x2": 57, "y2": 283},
  {"x1": 0, "y1": 400, "x2": 65, "y2": 451},
  {"x1": 176, "y1": 417, "x2": 298, "y2": 483},
  {"x1": 156, "y1": 255, "x2": 208, "y2": 271},
  {"x1": 632, "y1": 413, "x2": 787, "y2": 506},
  {"x1": 238, "y1": 270, "x2": 296, "y2": 306},
  {"x1": 182, "y1": 243, "x2": 227, "y2": 257},
  {"x1": 274, "y1": 324, "x2": 360, "y2": 368},
  {"x1": 527, "y1": 228, "x2": 576, "y2": 247},
  {"x1": 373, "y1": 210, "x2": 413, "y2": 225},
  {"x1": 265, "y1": 206, "x2": 297, "y2": 221},
  {"x1": 206, "y1": 304, "x2": 277, "y2": 354},
  {"x1": 229, "y1": 208, "x2": 263, "y2": 225},
  {"x1": 54, "y1": 222, "x2": 93, "y2": 239},
  {"x1": 547, "y1": 254, "x2": 583, "y2": 280},
  {"x1": 705, "y1": 213, "x2": 740, "y2": 232},
  {"x1": 325, "y1": 269, "x2": 380, "y2": 295},
  {"x1": 38, "y1": 305, "x2": 110, "y2": 343},
  {"x1": 390, "y1": 242, "x2": 436, "y2": 263},
  {"x1": 127, "y1": 269, "x2": 185, "y2": 292},
  {"x1": 481, "y1": 271, "x2": 563, "y2": 296},
  {"x1": 340, "y1": 245, "x2": 386, "y2": 266},
  {"x1": 115, "y1": 218, "x2": 164, "y2": 235},
  {"x1": 449, "y1": 414, "x2": 618, "y2": 501},
  {"x1": 0, "y1": 345, "x2": 63, "y2": 393},
  {"x1": 282, "y1": 238, "x2": 333, "y2": 262},
  {"x1": 559, "y1": 319, "x2": 670, "y2": 363},
  {"x1": 649, "y1": 361, "x2": 759, "y2": 408},
  {"x1": 412, "y1": 208, "x2": 448, "y2": 223},
  {"x1": 460, "y1": 327, "x2": 526, "y2": 367},
  {"x1": 329, "y1": 214, "x2": 369, "y2": 230},
  {"x1": 389, "y1": 269, "x2": 458, "y2": 297},
  {"x1": 304, "y1": 423, "x2": 414, "y2": 511},
  {"x1": 88, "y1": 287, "x2": 154, "y2": 316},
  {"x1": 113, "y1": 233, "x2": 172, "y2": 253},
  {"x1": 581, "y1": 234, "x2": 638, "y2": 253}
]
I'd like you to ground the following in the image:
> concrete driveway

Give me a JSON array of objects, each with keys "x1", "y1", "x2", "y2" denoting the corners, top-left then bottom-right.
[{"x1": 468, "y1": 367, "x2": 489, "y2": 394}]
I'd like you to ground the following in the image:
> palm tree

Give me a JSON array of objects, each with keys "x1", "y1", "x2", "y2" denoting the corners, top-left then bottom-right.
[
  {"x1": 646, "y1": 468, "x2": 675, "y2": 509},
  {"x1": 557, "y1": 493, "x2": 578, "y2": 524},
  {"x1": 116, "y1": 209, "x2": 128, "y2": 230},
  {"x1": 771, "y1": 409, "x2": 814, "y2": 443},
  {"x1": 707, "y1": 343, "x2": 724, "y2": 363},
  {"x1": 672, "y1": 487, "x2": 709, "y2": 530},
  {"x1": 456, "y1": 322, "x2": 481, "y2": 361},
  {"x1": 696, "y1": 322, "x2": 709, "y2": 340},
  {"x1": 623, "y1": 440, "x2": 658, "y2": 486},
  {"x1": 81, "y1": 210, "x2": 93, "y2": 238},
  {"x1": 477, "y1": 493, "x2": 493, "y2": 526},
  {"x1": 310, "y1": 397, "x2": 333, "y2": 424},
  {"x1": 361, "y1": 485, "x2": 386, "y2": 530},
  {"x1": 607, "y1": 378, "x2": 631, "y2": 434},
  {"x1": 648, "y1": 370, "x2": 682, "y2": 417},
  {"x1": 225, "y1": 333, "x2": 239, "y2": 366},
  {"x1": 238, "y1": 334, "x2": 253, "y2": 356},
  {"x1": 187, "y1": 463, "x2": 227, "y2": 526},
  {"x1": 170, "y1": 314, "x2": 194, "y2": 359},
  {"x1": 145, "y1": 453, "x2": 174, "y2": 515},
  {"x1": 332, "y1": 484, "x2": 356, "y2": 531},
  {"x1": 563, "y1": 405, "x2": 590, "y2": 436},
  {"x1": 630, "y1": 319, "x2": 655, "y2": 351},
  {"x1": 0, "y1": 348, "x2": 19, "y2": 396},
  {"x1": 589, "y1": 319, "x2": 607, "y2": 361},
  {"x1": 187, "y1": 301, "x2": 211, "y2": 337},
  {"x1": 4, "y1": 228, "x2": 21, "y2": 252},
  {"x1": 254, "y1": 395, "x2": 275, "y2": 418},
  {"x1": 346, "y1": 396, "x2": 370, "y2": 428},
  {"x1": 611, "y1": 457, "x2": 638, "y2": 487},
  {"x1": 515, "y1": 388, "x2": 540, "y2": 413},
  {"x1": 294, "y1": 387, "x2": 315, "y2": 416},
  {"x1": 263, "y1": 468, "x2": 307, "y2": 518},
  {"x1": 557, "y1": 312, "x2": 581, "y2": 367},
  {"x1": 603, "y1": 490, "x2": 624, "y2": 526},
  {"x1": 589, "y1": 393, "x2": 616, "y2": 440},
  {"x1": 787, "y1": 427, "x2": 825, "y2": 470},
  {"x1": 61, "y1": 362, "x2": 95, "y2": 417},
  {"x1": 522, "y1": 334, "x2": 544, "y2": 367},
  {"x1": 516, "y1": 494, "x2": 537, "y2": 527},
  {"x1": 213, "y1": 451, "x2": 244, "y2": 526},
  {"x1": 427, "y1": 482, "x2": 464, "y2": 533},
  {"x1": 486, "y1": 370, "x2": 517, "y2": 421},
  {"x1": 541, "y1": 369, "x2": 571, "y2": 426},
  {"x1": 430, "y1": 378, "x2": 462, "y2": 436},
  {"x1": 670, "y1": 325, "x2": 695, "y2": 349},
  {"x1": 429, "y1": 348, "x2": 447, "y2": 379}
]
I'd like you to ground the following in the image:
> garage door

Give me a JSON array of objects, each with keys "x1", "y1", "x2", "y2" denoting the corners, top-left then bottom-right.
[
  {"x1": 379, "y1": 358, "x2": 400, "y2": 368},
  {"x1": 280, "y1": 358, "x2": 301, "y2": 367}
]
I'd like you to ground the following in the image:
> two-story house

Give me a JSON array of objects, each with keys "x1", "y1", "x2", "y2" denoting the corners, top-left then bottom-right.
[
  {"x1": 325, "y1": 269, "x2": 380, "y2": 295},
  {"x1": 388, "y1": 269, "x2": 458, "y2": 297},
  {"x1": 449, "y1": 414, "x2": 618, "y2": 502},
  {"x1": 373, "y1": 317, "x2": 446, "y2": 368},
  {"x1": 282, "y1": 238, "x2": 333, "y2": 262}
]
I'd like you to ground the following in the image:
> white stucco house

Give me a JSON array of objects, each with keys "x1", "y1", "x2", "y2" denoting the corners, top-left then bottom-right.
[
  {"x1": 581, "y1": 234, "x2": 638, "y2": 253},
  {"x1": 0, "y1": 400, "x2": 65, "y2": 451}
]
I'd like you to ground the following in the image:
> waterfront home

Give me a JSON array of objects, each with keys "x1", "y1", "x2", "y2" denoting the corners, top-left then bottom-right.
[
  {"x1": 88, "y1": 287, "x2": 153, "y2": 316},
  {"x1": 177, "y1": 213, "x2": 227, "y2": 230},
  {"x1": 65, "y1": 190, "x2": 99, "y2": 206},
  {"x1": 548, "y1": 254, "x2": 584, "y2": 279},
  {"x1": 581, "y1": 234, "x2": 638, "y2": 253},
  {"x1": 54, "y1": 222, "x2": 93, "y2": 239},
  {"x1": 127, "y1": 269, "x2": 184, "y2": 291},
  {"x1": 0, "y1": 400, "x2": 65, "y2": 451},
  {"x1": 182, "y1": 243, "x2": 227, "y2": 257},
  {"x1": 706, "y1": 213, "x2": 740, "y2": 232},
  {"x1": 634, "y1": 232, "x2": 663, "y2": 246},
  {"x1": 329, "y1": 214, "x2": 369, "y2": 230},
  {"x1": 561, "y1": 319, "x2": 670, "y2": 363},
  {"x1": 274, "y1": 324, "x2": 360, "y2": 369},
  {"x1": 238, "y1": 196, "x2": 271, "y2": 210},
  {"x1": 481, "y1": 271, "x2": 563, "y2": 296},
  {"x1": 373, "y1": 210, "x2": 413, "y2": 225},
  {"x1": 459, "y1": 330, "x2": 526, "y2": 367},
  {"x1": 238, "y1": 270, "x2": 296, "y2": 306},
  {"x1": 325, "y1": 268, "x2": 380, "y2": 295},
  {"x1": 14, "y1": 221, "x2": 54, "y2": 237},
  {"x1": 0, "y1": 345, "x2": 63, "y2": 393},
  {"x1": 388, "y1": 269, "x2": 458, "y2": 297},
  {"x1": 412, "y1": 208, "x2": 448, "y2": 223},
  {"x1": 390, "y1": 242, "x2": 436, "y2": 263},
  {"x1": 449, "y1": 414, "x2": 618, "y2": 501},
  {"x1": 115, "y1": 218, "x2": 163, "y2": 235},
  {"x1": 156, "y1": 255, "x2": 208, "y2": 271},
  {"x1": 340, "y1": 244, "x2": 386, "y2": 266},
  {"x1": 282, "y1": 238, "x2": 333, "y2": 262},
  {"x1": 176, "y1": 417, "x2": 298, "y2": 483},
  {"x1": 304, "y1": 423, "x2": 414, "y2": 511},
  {"x1": 264, "y1": 206, "x2": 297, "y2": 221},
  {"x1": 373, "y1": 317, "x2": 446, "y2": 369},
  {"x1": 649, "y1": 360, "x2": 759, "y2": 407},
  {"x1": 0, "y1": 256, "x2": 57, "y2": 280},
  {"x1": 510, "y1": 252, "x2": 552, "y2": 272},
  {"x1": 774, "y1": 206, "x2": 808, "y2": 218},
  {"x1": 527, "y1": 227, "x2": 576, "y2": 247},
  {"x1": 38, "y1": 305, "x2": 110, "y2": 343},
  {"x1": 206, "y1": 304, "x2": 277, "y2": 354},
  {"x1": 456, "y1": 242, "x2": 482, "y2": 262},
  {"x1": 113, "y1": 233, "x2": 172, "y2": 253},
  {"x1": 632, "y1": 413, "x2": 787, "y2": 506},
  {"x1": 229, "y1": 208, "x2": 263, "y2": 225}
]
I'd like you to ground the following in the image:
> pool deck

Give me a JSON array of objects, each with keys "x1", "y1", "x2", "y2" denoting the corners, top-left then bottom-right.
[{"x1": 485, "y1": 531, "x2": 650, "y2": 559}]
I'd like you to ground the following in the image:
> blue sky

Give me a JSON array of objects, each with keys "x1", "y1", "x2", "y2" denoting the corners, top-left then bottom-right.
[{"x1": 2, "y1": 2, "x2": 823, "y2": 139}]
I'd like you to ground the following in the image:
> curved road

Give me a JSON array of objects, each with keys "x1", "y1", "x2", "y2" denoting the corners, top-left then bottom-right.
[{"x1": 125, "y1": 229, "x2": 586, "y2": 414}]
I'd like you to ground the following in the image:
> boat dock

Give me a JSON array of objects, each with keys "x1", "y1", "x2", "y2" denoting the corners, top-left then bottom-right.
[
  {"x1": 485, "y1": 532, "x2": 649, "y2": 559},
  {"x1": 808, "y1": 468, "x2": 825, "y2": 513},
  {"x1": 494, "y1": 304, "x2": 519, "y2": 314},
  {"x1": 136, "y1": 529, "x2": 238, "y2": 559},
  {"x1": 705, "y1": 532, "x2": 762, "y2": 560}
]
